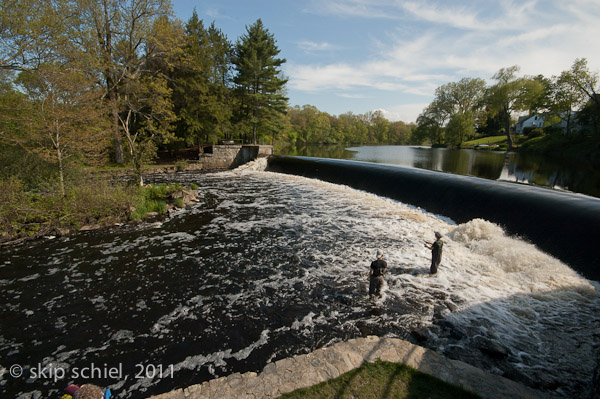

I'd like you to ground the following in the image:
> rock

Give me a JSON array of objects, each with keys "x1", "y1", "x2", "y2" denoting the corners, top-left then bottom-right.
[
  {"x1": 436, "y1": 320, "x2": 466, "y2": 340},
  {"x1": 411, "y1": 327, "x2": 431, "y2": 343},
  {"x1": 79, "y1": 224, "x2": 101, "y2": 231},
  {"x1": 143, "y1": 212, "x2": 161, "y2": 222},
  {"x1": 475, "y1": 338, "x2": 510, "y2": 359},
  {"x1": 168, "y1": 189, "x2": 198, "y2": 207},
  {"x1": 54, "y1": 227, "x2": 71, "y2": 236},
  {"x1": 445, "y1": 301, "x2": 459, "y2": 312},
  {"x1": 502, "y1": 368, "x2": 538, "y2": 388}
]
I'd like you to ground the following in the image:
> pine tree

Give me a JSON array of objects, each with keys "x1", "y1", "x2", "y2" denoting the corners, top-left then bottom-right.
[
  {"x1": 174, "y1": 12, "x2": 233, "y2": 151},
  {"x1": 233, "y1": 19, "x2": 288, "y2": 144}
]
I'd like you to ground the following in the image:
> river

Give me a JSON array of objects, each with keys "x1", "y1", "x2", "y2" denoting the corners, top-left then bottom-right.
[
  {"x1": 278, "y1": 144, "x2": 600, "y2": 198},
  {"x1": 0, "y1": 160, "x2": 598, "y2": 398}
]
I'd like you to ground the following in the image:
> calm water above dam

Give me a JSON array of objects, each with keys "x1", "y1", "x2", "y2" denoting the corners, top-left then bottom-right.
[
  {"x1": 1, "y1": 163, "x2": 599, "y2": 398},
  {"x1": 279, "y1": 145, "x2": 600, "y2": 198}
]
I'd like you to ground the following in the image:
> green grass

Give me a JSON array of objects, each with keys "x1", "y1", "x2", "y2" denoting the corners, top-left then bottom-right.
[
  {"x1": 462, "y1": 135, "x2": 507, "y2": 148},
  {"x1": 130, "y1": 183, "x2": 184, "y2": 220},
  {"x1": 278, "y1": 360, "x2": 482, "y2": 399}
]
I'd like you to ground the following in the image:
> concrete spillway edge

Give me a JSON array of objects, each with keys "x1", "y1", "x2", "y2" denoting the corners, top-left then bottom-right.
[{"x1": 146, "y1": 336, "x2": 551, "y2": 399}]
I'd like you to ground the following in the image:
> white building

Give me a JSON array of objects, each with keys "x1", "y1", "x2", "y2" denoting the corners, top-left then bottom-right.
[{"x1": 514, "y1": 115, "x2": 543, "y2": 135}]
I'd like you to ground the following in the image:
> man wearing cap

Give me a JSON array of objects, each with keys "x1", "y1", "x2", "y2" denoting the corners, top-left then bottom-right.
[
  {"x1": 369, "y1": 249, "x2": 387, "y2": 299},
  {"x1": 425, "y1": 231, "x2": 443, "y2": 274}
]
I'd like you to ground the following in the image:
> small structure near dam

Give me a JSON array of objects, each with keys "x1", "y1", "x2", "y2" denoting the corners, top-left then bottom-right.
[{"x1": 200, "y1": 144, "x2": 273, "y2": 170}]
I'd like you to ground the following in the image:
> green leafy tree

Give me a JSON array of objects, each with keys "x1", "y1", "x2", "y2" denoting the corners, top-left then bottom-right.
[
  {"x1": 525, "y1": 75, "x2": 553, "y2": 115},
  {"x1": 0, "y1": 0, "x2": 69, "y2": 70},
  {"x1": 427, "y1": 77, "x2": 486, "y2": 146},
  {"x1": 367, "y1": 110, "x2": 390, "y2": 144},
  {"x1": 76, "y1": 0, "x2": 179, "y2": 165},
  {"x1": 388, "y1": 120, "x2": 414, "y2": 144},
  {"x1": 550, "y1": 70, "x2": 587, "y2": 135},
  {"x1": 566, "y1": 58, "x2": 600, "y2": 135},
  {"x1": 414, "y1": 101, "x2": 448, "y2": 145},
  {"x1": 233, "y1": 19, "x2": 288, "y2": 144},
  {"x1": 486, "y1": 66, "x2": 527, "y2": 149},
  {"x1": 446, "y1": 111, "x2": 475, "y2": 147},
  {"x1": 15, "y1": 64, "x2": 108, "y2": 195}
]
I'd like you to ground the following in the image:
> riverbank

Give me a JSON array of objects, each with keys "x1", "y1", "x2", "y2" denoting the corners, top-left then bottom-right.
[
  {"x1": 147, "y1": 336, "x2": 551, "y2": 399},
  {"x1": 517, "y1": 134, "x2": 600, "y2": 165},
  {"x1": 0, "y1": 168, "x2": 201, "y2": 245},
  {"x1": 462, "y1": 134, "x2": 600, "y2": 165}
]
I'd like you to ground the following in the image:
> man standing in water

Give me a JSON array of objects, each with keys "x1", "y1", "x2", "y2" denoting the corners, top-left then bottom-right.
[
  {"x1": 425, "y1": 231, "x2": 443, "y2": 274},
  {"x1": 369, "y1": 249, "x2": 387, "y2": 300}
]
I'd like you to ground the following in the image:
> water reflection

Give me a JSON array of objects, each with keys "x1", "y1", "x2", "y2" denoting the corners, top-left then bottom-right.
[{"x1": 277, "y1": 145, "x2": 600, "y2": 198}]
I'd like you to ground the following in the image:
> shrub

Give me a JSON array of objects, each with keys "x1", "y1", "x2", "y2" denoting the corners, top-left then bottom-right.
[
  {"x1": 175, "y1": 159, "x2": 188, "y2": 171},
  {"x1": 130, "y1": 183, "x2": 183, "y2": 220},
  {"x1": 525, "y1": 127, "x2": 545, "y2": 138}
]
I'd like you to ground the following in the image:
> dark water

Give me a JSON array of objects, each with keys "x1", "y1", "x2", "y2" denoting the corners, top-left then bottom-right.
[
  {"x1": 278, "y1": 145, "x2": 600, "y2": 198},
  {"x1": 1, "y1": 167, "x2": 598, "y2": 398}
]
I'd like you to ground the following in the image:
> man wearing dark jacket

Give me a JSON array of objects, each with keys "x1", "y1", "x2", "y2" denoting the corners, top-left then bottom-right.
[
  {"x1": 425, "y1": 231, "x2": 443, "y2": 274},
  {"x1": 369, "y1": 249, "x2": 387, "y2": 299}
]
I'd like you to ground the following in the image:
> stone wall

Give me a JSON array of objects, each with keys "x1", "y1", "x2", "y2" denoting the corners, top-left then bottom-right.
[{"x1": 200, "y1": 145, "x2": 272, "y2": 170}]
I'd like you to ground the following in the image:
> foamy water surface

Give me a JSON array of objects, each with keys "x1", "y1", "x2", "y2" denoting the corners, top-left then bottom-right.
[{"x1": 1, "y1": 161, "x2": 598, "y2": 398}]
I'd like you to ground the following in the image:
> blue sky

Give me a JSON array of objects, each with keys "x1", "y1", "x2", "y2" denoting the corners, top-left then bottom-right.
[{"x1": 171, "y1": 0, "x2": 600, "y2": 123}]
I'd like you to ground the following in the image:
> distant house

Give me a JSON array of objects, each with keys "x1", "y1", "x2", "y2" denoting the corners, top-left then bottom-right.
[
  {"x1": 515, "y1": 115, "x2": 543, "y2": 135},
  {"x1": 514, "y1": 112, "x2": 590, "y2": 135}
]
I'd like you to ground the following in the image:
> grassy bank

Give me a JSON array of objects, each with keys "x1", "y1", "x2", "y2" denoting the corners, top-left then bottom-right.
[
  {"x1": 0, "y1": 174, "x2": 198, "y2": 243},
  {"x1": 518, "y1": 134, "x2": 600, "y2": 164},
  {"x1": 461, "y1": 133, "x2": 599, "y2": 162},
  {"x1": 278, "y1": 360, "x2": 481, "y2": 399},
  {"x1": 462, "y1": 135, "x2": 507, "y2": 148}
]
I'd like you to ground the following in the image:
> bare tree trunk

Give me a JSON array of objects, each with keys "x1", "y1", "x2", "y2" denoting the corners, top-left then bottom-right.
[
  {"x1": 57, "y1": 148, "x2": 65, "y2": 197},
  {"x1": 110, "y1": 99, "x2": 125, "y2": 164},
  {"x1": 504, "y1": 107, "x2": 513, "y2": 150}
]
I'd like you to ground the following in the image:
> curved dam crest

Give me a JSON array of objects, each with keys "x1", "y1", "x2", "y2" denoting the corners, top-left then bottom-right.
[{"x1": 267, "y1": 155, "x2": 600, "y2": 282}]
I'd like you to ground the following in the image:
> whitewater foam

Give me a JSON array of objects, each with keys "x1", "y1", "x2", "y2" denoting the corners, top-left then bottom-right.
[{"x1": 1, "y1": 167, "x2": 598, "y2": 399}]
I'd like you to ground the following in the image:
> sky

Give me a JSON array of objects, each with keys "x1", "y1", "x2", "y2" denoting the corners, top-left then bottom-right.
[{"x1": 170, "y1": 0, "x2": 600, "y2": 123}]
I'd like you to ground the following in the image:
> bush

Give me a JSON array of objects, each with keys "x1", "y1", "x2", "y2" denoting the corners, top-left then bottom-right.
[
  {"x1": 175, "y1": 159, "x2": 188, "y2": 171},
  {"x1": 130, "y1": 183, "x2": 184, "y2": 220},
  {"x1": 525, "y1": 127, "x2": 545, "y2": 138}
]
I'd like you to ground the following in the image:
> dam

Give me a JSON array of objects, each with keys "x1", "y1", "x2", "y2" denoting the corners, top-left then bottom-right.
[{"x1": 267, "y1": 155, "x2": 600, "y2": 282}]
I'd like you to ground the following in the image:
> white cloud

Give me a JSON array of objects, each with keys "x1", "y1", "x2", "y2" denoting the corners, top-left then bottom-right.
[
  {"x1": 204, "y1": 8, "x2": 234, "y2": 20},
  {"x1": 287, "y1": 61, "x2": 414, "y2": 93},
  {"x1": 376, "y1": 103, "x2": 429, "y2": 122},
  {"x1": 400, "y1": 1, "x2": 497, "y2": 31},
  {"x1": 338, "y1": 93, "x2": 368, "y2": 99},
  {"x1": 298, "y1": 40, "x2": 339, "y2": 52},
  {"x1": 304, "y1": 0, "x2": 401, "y2": 19}
]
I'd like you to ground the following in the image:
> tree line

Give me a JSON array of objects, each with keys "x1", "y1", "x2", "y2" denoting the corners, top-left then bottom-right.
[
  {"x1": 283, "y1": 106, "x2": 415, "y2": 147},
  {"x1": 0, "y1": 0, "x2": 288, "y2": 188},
  {"x1": 413, "y1": 59, "x2": 600, "y2": 149}
]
